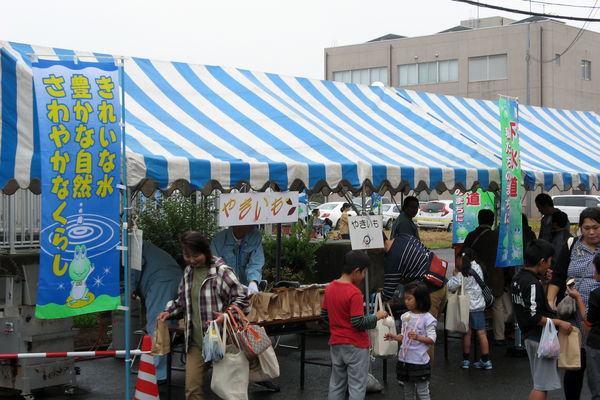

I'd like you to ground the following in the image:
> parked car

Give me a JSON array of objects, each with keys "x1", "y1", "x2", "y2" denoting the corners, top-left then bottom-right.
[
  {"x1": 415, "y1": 200, "x2": 454, "y2": 230},
  {"x1": 352, "y1": 197, "x2": 392, "y2": 212},
  {"x1": 552, "y1": 195, "x2": 600, "y2": 224},
  {"x1": 316, "y1": 202, "x2": 359, "y2": 229},
  {"x1": 379, "y1": 204, "x2": 401, "y2": 230}
]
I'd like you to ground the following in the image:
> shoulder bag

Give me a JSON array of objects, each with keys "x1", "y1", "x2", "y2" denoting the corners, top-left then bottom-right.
[{"x1": 228, "y1": 305, "x2": 272, "y2": 358}]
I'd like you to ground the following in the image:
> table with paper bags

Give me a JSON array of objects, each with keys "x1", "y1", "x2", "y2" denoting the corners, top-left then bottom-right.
[{"x1": 247, "y1": 285, "x2": 327, "y2": 323}]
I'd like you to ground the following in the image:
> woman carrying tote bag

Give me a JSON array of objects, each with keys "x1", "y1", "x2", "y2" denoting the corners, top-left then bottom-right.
[{"x1": 157, "y1": 232, "x2": 249, "y2": 400}]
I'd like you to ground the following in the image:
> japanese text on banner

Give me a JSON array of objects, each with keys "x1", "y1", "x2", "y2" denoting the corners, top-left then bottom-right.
[
  {"x1": 218, "y1": 192, "x2": 299, "y2": 226},
  {"x1": 33, "y1": 60, "x2": 122, "y2": 318},
  {"x1": 496, "y1": 97, "x2": 524, "y2": 267}
]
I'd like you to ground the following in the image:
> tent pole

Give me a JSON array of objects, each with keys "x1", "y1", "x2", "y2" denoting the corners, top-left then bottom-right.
[
  {"x1": 119, "y1": 60, "x2": 132, "y2": 400},
  {"x1": 275, "y1": 223, "x2": 282, "y2": 283}
]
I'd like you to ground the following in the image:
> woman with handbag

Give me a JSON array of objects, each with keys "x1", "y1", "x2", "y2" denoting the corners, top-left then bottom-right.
[
  {"x1": 447, "y1": 248, "x2": 492, "y2": 369},
  {"x1": 157, "y1": 231, "x2": 249, "y2": 400},
  {"x1": 547, "y1": 207, "x2": 600, "y2": 400}
]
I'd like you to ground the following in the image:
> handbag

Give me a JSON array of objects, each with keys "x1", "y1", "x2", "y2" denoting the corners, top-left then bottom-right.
[
  {"x1": 249, "y1": 345, "x2": 280, "y2": 382},
  {"x1": 369, "y1": 292, "x2": 398, "y2": 358},
  {"x1": 211, "y1": 313, "x2": 250, "y2": 400},
  {"x1": 558, "y1": 327, "x2": 581, "y2": 370},
  {"x1": 556, "y1": 295, "x2": 577, "y2": 320},
  {"x1": 537, "y1": 318, "x2": 561, "y2": 359},
  {"x1": 445, "y1": 276, "x2": 470, "y2": 333},
  {"x1": 423, "y1": 253, "x2": 448, "y2": 288},
  {"x1": 470, "y1": 267, "x2": 494, "y2": 309},
  {"x1": 228, "y1": 305, "x2": 272, "y2": 358}
]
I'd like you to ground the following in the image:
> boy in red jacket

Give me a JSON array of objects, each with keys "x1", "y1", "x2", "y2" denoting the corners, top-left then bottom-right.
[{"x1": 321, "y1": 250, "x2": 388, "y2": 400}]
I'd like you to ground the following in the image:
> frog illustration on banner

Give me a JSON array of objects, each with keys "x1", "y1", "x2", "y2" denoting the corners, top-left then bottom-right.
[{"x1": 66, "y1": 245, "x2": 96, "y2": 308}]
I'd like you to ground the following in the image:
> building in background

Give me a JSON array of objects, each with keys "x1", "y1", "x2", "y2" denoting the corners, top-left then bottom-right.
[{"x1": 325, "y1": 16, "x2": 600, "y2": 112}]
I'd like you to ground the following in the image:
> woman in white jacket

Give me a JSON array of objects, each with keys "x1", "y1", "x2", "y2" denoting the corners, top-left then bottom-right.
[{"x1": 447, "y1": 248, "x2": 493, "y2": 370}]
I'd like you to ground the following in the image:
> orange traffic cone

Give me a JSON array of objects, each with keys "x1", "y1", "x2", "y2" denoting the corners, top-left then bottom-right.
[{"x1": 134, "y1": 335, "x2": 160, "y2": 400}]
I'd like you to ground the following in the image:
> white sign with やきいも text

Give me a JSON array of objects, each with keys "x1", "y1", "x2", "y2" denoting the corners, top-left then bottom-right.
[
  {"x1": 348, "y1": 215, "x2": 384, "y2": 250},
  {"x1": 218, "y1": 192, "x2": 299, "y2": 226}
]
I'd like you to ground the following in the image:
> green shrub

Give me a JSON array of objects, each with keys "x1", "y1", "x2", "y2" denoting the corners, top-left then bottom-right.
[
  {"x1": 262, "y1": 219, "x2": 325, "y2": 283},
  {"x1": 133, "y1": 191, "x2": 219, "y2": 266},
  {"x1": 74, "y1": 313, "x2": 98, "y2": 328}
]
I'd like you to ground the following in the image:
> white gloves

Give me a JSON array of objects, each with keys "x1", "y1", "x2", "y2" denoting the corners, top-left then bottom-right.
[{"x1": 248, "y1": 281, "x2": 259, "y2": 295}]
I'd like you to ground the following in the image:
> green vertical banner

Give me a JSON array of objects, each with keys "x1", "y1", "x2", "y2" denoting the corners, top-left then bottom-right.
[
  {"x1": 452, "y1": 189, "x2": 495, "y2": 244},
  {"x1": 496, "y1": 97, "x2": 524, "y2": 267}
]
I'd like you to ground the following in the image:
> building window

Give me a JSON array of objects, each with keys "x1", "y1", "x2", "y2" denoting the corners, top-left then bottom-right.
[
  {"x1": 332, "y1": 67, "x2": 388, "y2": 86},
  {"x1": 398, "y1": 59, "x2": 458, "y2": 86},
  {"x1": 468, "y1": 54, "x2": 507, "y2": 82},
  {"x1": 582, "y1": 60, "x2": 591, "y2": 80}
]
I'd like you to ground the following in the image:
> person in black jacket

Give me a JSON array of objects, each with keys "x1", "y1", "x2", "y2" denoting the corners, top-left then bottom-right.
[{"x1": 511, "y1": 239, "x2": 572, "y2": 400}]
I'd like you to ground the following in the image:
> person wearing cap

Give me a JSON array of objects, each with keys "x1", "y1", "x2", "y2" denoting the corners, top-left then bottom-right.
[{"x1": 321, "y1": 250, "x2": 388, "y2": 400}]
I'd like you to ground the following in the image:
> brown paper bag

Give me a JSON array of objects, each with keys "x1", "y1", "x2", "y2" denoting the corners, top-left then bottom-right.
[
  {"x1": 248, "y1": 292, "x2": 277, "y2": 323},
  {"x1": 558, "y1": 327, "x2": 581, "y2": 370},
  {"x1": 290, "y1": 288, "x2": 301, "y2": 318},
  {"x1": 269, "y1": 288, "x2": 292, "y2": 320},
  {"x1": 151, "y1": 319, "x2": 170, "y2": 356}
]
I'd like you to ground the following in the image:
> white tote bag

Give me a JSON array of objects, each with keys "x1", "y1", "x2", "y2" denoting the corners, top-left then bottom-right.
[
  {"x1": 369, "y1": 292, "x2": 398, "y2": 358},
  {"x1": 211, "y1": 313, "x2": 250, "y2": 400},
  {"x1": 445, "y1": 276, "x2": 470, "y2": 334},
  {"x1": 249, "y1": 345, "x2": 280, "y2": 382}
]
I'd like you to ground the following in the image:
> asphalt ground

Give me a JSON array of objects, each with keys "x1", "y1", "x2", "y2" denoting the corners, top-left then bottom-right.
[{"x1": 0, "y1": 248, "x2": 592, "y2": 399}]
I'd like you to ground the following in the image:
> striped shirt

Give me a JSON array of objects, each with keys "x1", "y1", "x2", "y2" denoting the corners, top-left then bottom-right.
[{"x1": 382, "y1": 234, "x2": 432, "y2": 301}]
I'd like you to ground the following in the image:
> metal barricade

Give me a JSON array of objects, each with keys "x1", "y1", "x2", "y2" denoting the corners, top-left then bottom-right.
[{"x1": 1, "y1": 190, "x2": 41, "y2": 252}]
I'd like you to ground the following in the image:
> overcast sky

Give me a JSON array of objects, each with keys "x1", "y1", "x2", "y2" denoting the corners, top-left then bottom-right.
[{"x1": 1, "y1": 0, "x2": 598, "y2": 79}]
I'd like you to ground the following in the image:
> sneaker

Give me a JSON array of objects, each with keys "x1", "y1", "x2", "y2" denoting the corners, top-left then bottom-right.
[
  {"x1": 460, "y1": 360, "x2": 470, "y2": 369},
  {"x1": 252, "y1": 381, "x2": 281, "y2": 392},
  {"x1": 473, "y1": 360, "x2": 493, "y2": 370}
]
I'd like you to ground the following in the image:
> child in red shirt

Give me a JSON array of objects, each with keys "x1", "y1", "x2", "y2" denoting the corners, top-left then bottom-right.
[{"x1": 321, "y1": 250, "x2": 388, "y2": 400}]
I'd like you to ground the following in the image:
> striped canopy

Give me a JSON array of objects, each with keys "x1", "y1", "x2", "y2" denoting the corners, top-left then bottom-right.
[
  {"x1": 397, "y1": 89, "x2": 600, "y2": 192},
  {"x1": 1, "y1": 41, "x2": 598, "y2": 195}
]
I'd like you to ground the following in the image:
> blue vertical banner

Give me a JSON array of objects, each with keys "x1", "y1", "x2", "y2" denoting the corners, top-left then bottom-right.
[
  {"x1": 32, "y1": 60, "x2": 122, "y2": 318},
  {"x1": 496, "y1": 97, "x2": 524, "y2": 267}
]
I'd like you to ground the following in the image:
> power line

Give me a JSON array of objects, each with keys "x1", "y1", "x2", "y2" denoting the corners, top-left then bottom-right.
[
  {"x1": 516, "y1": 0, "x2": 600, "y2": 9},
  {"x1": 451, "y1": 0, "x2": 600, "y2": 21}
]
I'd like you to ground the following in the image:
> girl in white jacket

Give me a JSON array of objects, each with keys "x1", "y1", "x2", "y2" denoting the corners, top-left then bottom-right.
[{"x1": 447, "y1": 248, "x2": 492, "y2": 370}]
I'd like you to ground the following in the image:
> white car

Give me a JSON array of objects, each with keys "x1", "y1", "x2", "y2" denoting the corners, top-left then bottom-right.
[
  {"x1": 552, "y1": 195, "x2": 600, "y2": 224},
  {"x1": 379, "y1": 204, "x2": 401, "y2": 230},
  {"x1": 415, "y1": 200, "x2": 454, "y2": 230},
  {"x1": 316, "y1": 202, "x2": 359, "y2": 229}
]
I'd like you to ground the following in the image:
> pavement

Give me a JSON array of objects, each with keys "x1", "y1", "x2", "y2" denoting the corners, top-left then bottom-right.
[{"x1": 0, "y1": 248, "x2": 592, "y2": 399}]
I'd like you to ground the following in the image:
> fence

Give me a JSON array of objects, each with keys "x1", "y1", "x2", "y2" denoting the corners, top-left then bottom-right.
[{"x1": 1, "y1": 190, "x2": 41, "y2": 252}]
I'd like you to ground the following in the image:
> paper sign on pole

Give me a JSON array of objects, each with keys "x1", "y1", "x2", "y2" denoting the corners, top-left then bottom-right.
[
  {"x1": 348, "y1": 215, "x2": 384, "y2": 250},
  {"x1": 218, "y1": 192, "x2": 299, "y2": 226}
]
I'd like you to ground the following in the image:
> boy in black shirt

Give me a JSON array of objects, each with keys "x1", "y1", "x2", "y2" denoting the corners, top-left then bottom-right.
[{"x1": 511, "y1": 239, "x2": 572, "y2": 400}]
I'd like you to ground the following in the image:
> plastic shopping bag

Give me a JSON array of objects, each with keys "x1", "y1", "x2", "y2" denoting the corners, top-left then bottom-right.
[
  {"x1": 369, "y1": 293, "x2": 398, "y2": 357},
  {"x1": 203, "y1": 320, "x2": 225, "y2": 362},
  {"x1": 537, "y1": 318, "x2": 560, "y2": 359}
]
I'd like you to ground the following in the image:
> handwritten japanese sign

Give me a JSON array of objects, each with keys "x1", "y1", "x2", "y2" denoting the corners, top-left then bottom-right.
[
  {"x1": 348, "y1": 215, "x2": 384, "y2": 250},
  {"x1": 496, "y1": 97, "x2": 524, "y2": 267},
  {"x1": 218, "y1": 192, "x2": 299, "y2": 226},
  {"x1": 33, "y1": 60, "x2": 121, "y2": 318},
  {"x1": 452, "y1": 189, "x2": 495, "y2": 244}
]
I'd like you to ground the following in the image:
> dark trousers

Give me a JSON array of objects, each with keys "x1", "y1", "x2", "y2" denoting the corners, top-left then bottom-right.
[{"x1": 564, "y1": 347, "x2": 587, "y2": 400}]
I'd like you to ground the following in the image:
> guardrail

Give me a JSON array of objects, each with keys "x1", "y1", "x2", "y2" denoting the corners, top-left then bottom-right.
[{"x1": 0, "y1": 190, "x2": 41, "y2": 252}]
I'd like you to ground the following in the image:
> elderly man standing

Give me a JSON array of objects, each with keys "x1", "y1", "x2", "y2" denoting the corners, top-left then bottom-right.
[{"x1": 390, "y1": 196, "x2": 420, "y2": 239}]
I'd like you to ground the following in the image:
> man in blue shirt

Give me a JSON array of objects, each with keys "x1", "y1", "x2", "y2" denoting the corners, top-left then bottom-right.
[
  {"x1": 210, "y1": 225, "x2": 264, "y2": 295},
  {"x1": 132, "y1": 241, "x2": 183, "y2": 383}
]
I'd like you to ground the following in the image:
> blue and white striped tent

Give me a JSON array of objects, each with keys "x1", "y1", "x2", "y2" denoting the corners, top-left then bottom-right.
[
  {"x1": 1, "y1": 41, "x2": 598, "y2": 195},
  {"x1": 397, "y1": 88, "x2": 600, "y2": 192}
]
